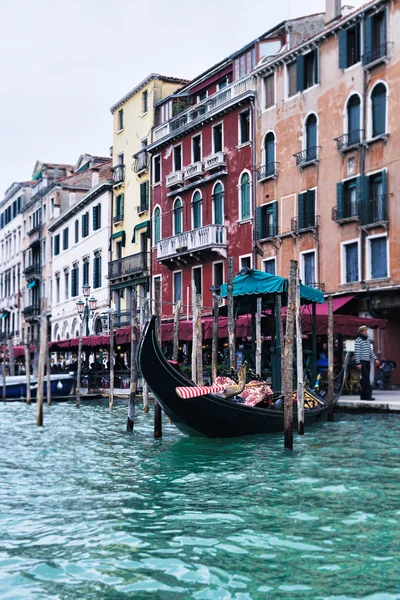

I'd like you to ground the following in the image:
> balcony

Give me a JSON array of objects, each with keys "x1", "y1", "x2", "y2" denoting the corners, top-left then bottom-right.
[
  {"x1": 133, "y1": 151, "x2": 148, "y2": 174},
  {"x1": 166, "y1": 171, "x2": 184, "y2": 188},
  {"x1": 22, "y1": 305, "x2": 41, "y2": 320},
  {"x1": 152, "y1": 75, "x2": 256, "y2": 143},
  {"x1": 157, "y1": 224, "x2": 227, "y2": 264},
  {"x1": 184, "y1": 161, "x2": 204, "y2": 180},
  {"x1": 108, "y1": 252, "x2": 149, "y2": 280},
  {"x1": 114, "y1": 311, "x2": 131, "y2": 328},
  {"x1": 204, "y1": 152, "x2": 227, "y2": 171},
  {"x1": 293, "y1": 147, "x2": 320, "y2": 168},
  {"x1": 359, "y1": 194, "x2": 388, "y2": 227},
  {"x1": 27, "y1": 223, "x2": 41, "y2": 236},
  {"x1": 332, "y1": 204, "x2": 359, "y2": 223},
  {"x1": 291, "y1": 215, "x2": 319, "y2": 232},
  {"x1": 334, "y1": 130, "x2": 363, "y2": 152},
  {"x1": 23, "y1": 264, "x2": 41, "y2": 279},
  {"x1": 362, "y1": 42, "x2": 390, "y2": 68},
  {"x1": 113, "y1": 213, "x2": 124, "y2": 224},
  {"x1": 112, "y1": 164, "x2": 125, "y2": 186},
  {"x1": 257, "y1": 162, "x2": 278, "y2": 182}
]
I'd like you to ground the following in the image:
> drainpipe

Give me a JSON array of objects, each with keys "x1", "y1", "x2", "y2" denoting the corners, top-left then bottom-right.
[
  {"x1": 250, "y1": 97, "x2": 257, "y2": 268},
  {"x1": 360, "y1": 12, "x2": 367, "y2": 286}
]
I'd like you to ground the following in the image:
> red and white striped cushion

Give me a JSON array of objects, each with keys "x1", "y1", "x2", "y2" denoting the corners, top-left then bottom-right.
[{"x1": 176, "y1": 383, "x2": 227, "y2": 399}]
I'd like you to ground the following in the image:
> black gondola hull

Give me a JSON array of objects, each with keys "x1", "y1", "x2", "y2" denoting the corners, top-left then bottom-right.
[{"x1": 138, "y1": 317, "x2": 327, "y2": 438}]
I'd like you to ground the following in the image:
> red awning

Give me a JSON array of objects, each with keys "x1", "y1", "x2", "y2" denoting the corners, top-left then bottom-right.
[
  {"x1": 313, "y1": 294, "x2": 355, "y2": 315},
  {"x1": 300, "y1": 314, "x2": 386, "y2": 336}
]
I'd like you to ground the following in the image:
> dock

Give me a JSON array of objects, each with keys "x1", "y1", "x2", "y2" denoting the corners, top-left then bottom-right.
[{"x1": 337, "y1": 390, "x2": 400, "y2": 413}]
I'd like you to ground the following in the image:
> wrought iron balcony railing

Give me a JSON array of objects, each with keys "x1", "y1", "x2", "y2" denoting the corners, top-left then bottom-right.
[
  {"x1": 293, "y1": 147, "x2": 320, "y2": 167},
  {"x1": 291, "y1": 214, "x2": 319, "y2": 232},
  {"x1": 27, "y1": 223, "x2": 42, "y2": 236},
  {"x1": 112, "y1": 164, "x2": 125, "y2": 185},
  {"x1": 23, "y1": 264, "x2": 41, "y2": 278},
  {"x1": 332, "y1": 204, "x2": 359, "y2": 222},
  {"x1": 133, "y1": 151, "x2": 148, "y2": 174},
  {"x1": 22, "y1": 305, "x2": 41, "y2": 319},
  {"x1": 259, "y1": 224, "x2": 279, "y2": 240},
  {"x1": 113, "y1": 213, "x2": 124, "y2": 224},
  {"x1": 108, "y1": 252, "x2": 149, "y2": 280},
  {"x1": 257, "y1": 162, "x2": 278, "y2": 181},
  {"x1": 362, "y1": 42, "x2": 390, "y2": 67},
  {"x1": 334, "y1": 129, "x2": 364, "y2": 152},
  {"x1": 359, "y1": 194, "x2": 388, "y2": 226}
]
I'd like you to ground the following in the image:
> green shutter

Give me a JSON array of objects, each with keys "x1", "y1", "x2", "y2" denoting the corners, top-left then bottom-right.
[
  {"x1": 338, "y1": 30, "x2": 348, "y2": 69},
  {"x1": 140, "y1": 182, "x2": 149, "y2": 211},
  {"x1": 71, "y1": 268, "x2": 76, "y2": 297},
  {"x1": 306, "y1": 190, "x2": 315, "y2": 227},
  {"x1": 358, "y1": 175, "x2": 370, "y2": 225},
  {"x1": 336, "y1": 182, "x2": 344, "y2": 220},
  {"x1": 92, "y1": 205, "x2": 98, "y2": 230},
  {"x1": 256, "y1": 206, "x2": 263, "y2": 240},
  {"x1": 296, "y1": 55, "x2": 305, "y2": 92},
  {"x1": 272, "y1": 201, "x2": 278, "y2": 236},
  {"x1": 298, "y1": 193, "x2": 305, "y2": 229},
  {"x1": 364, "y1": 15, "x2": 373, "y2": 59},
  {"x1": 313, "y1": 49, "x2": 319, "y2": 84},
  {"x1": 81, "y1": 215, "x2": 85, "y2": 237}
]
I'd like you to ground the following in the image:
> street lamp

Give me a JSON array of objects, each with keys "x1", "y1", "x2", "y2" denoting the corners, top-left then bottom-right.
[{"x1": 76, "y1": 286, "x2": 97, "y2": 336}]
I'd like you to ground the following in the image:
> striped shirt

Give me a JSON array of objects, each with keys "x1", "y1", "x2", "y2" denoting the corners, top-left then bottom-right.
[{"x1": 354, "y1": 336, "x2": 377, "y2": 364}]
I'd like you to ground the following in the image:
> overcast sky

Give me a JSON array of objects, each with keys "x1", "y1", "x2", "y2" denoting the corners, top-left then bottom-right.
[{"x1": 0, "y1": 0, "x2": 365, "y2": 194}]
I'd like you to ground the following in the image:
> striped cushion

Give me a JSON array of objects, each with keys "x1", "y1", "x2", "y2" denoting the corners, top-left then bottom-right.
[{"x1": 176, "y1": 383, "x2": 227, "y2": 399}]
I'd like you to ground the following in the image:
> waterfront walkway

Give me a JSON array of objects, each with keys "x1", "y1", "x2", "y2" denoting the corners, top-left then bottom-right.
[{"x1": 337, "y1": 389, "x2": 400, "y2": 412}]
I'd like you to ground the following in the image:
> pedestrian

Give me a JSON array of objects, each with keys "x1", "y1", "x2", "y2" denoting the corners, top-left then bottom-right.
[{"x1": 354, "y1": 325, "x2": 380, "y2": 401}]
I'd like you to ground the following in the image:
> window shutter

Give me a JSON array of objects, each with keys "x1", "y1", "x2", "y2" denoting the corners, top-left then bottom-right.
[
  {"x1": 97, "y1": 204, "x2": 101, "y2": 229},
  {"x1": 256, "y1": 206, "x2": 264, "y2": 240},
  {"x1": 145, "y1": 181, "x2": 149, "y2": 210},
  {"x1": 81, "y1": 215, "x2": 85, "y2": 237},
  {"x1": 92, "y1": 205, "x2": 98, "y2": 230},
  {"x1": 338, "y1": 30, "x2": 348, "y2": 69},
  {"x1": 272, "y1": 201, "x2": 278, "y2": 236},
  {"x1": 364, "y1": 15, "x2": 373, "y2": 58},
  {"x1": 313, "y1": 49, "x2": 319, "y2": 84},
  {"x1": 121, "y1": 194, "x2": 124, "y2": 218},
  {"x1": 306, "y1": 190, "x2": 315, "y2": 227},
  {"x1": 357, "y1": 175, "x2": 370, "y2": 224},
  {"x1": 71, "y1": 268, "x2": 76, "y2": 297},
  {"x1": 296, "y1": 55, "x2": 305, "y2": 92},
  {"x1": 298, "y1": 193, "x2": 305, "y2": 229},
  {"x1": 336, "y1": 182, "x2": 344, "y2": 220}
]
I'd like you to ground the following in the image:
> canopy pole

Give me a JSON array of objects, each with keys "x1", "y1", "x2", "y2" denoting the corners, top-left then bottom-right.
[
  {"x1": 24, "y1": 334, "x2": 31, "y2": 405},
  {"x1": 76, "y1": 319, "x2": 83, "y2": 408},
  {"x1": 172, "y1": 300, "x2": 181, "y2": 362},
  {"x1": 191, "y1": 284, "x2": 198, "y2": 384},
  {"x1": 283, "y1": 260, "x2": 297, "y2": 450},
  {"x1": 311, "y1": 302, "x2": 317, "y2": 385},
  {"x1": 154, "y1": 278, "x2": 162, "y2": 438},
  {"x1": 227, "y1": 257, "x2": 235, "y2": 371},
  {"x1": 256, "y1": 297, "x2": 262, "y2": 376},
  {"x1": 211, "y1": 294, "x2": 219, "y2": 383},
  {"x1": 127, "y1": 288, "x2": 137, "y2": 432},
  {"x1": 296, "y1": 269, "x2": 304, "y2": 435},
  {"x1": 327, "y1": 295, "x2": 334, "y2": 422}
]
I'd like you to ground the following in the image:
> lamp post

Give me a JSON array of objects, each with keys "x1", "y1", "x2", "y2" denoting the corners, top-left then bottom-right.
[{"x1": 76, "y1": 285, "x2": 97, "y2": 337}]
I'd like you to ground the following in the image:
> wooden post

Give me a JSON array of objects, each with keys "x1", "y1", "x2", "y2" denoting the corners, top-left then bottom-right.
[
  {"x1": 141, "y1": 299, "x2": 149, "y2": 413},
  {"x1": 127, "y1": 288, "x2": 137, "y2": 432},
  {"x1": 2, "y1": 341, "x2": 6, "y2": 403},
  {"x1": 227, "y1": 257, "x2": 235, "y2": 371},
  {"x1": 256, "y1": 297, "x2": 262, "y2": 376},
  {"x1": 191, "y1": 283, "x2": 198, "y2": 383},
  {"x1": 283, "y1": 260, "x2": 297, "y2": 450},
  {"x1": 154, "y1": 278, "x2": 162, "y2": 438},
  {"x1": 33, "y1": 337, "x2": 39, "y2": 378},
  {"x1": 76, "y1": 319, "x2": 83, "y2": 408},
  {"x1": 196, "y1": 293, "x2": 203, "y2": 386},
  {"x1": 327, "y1": 295, "x2": 334, "y2": 422},
  {"x1": 296, "y1": 270, "x2": 304, "y2": 435},
  {"x1": 277, "y1": 295, "x2": 284, "y2": 388},
  {"x1": 36, "y1": 303, "x2": 47, "y2": 427},
  {"x1": 109, "y1": 311, "x2": 115, "y2": 411},
  {"x1": 211, "y1": 294, "x2": 219, "y2": 383},
  {"x1": 311, "y1": 302, "x2": 317, "y2": 385},
  {"x1": 8, "y1": 337, "x2": 15, "y2": 377},
  {"x1": 24, "y1": 335, "x2": 31, "y2": 405},
  {"x1": 46, "y1": 342, "x2": 52, "y2": 406},
  {"x1": 172, "y1": 300, "x2": 181, "y2": 362}
]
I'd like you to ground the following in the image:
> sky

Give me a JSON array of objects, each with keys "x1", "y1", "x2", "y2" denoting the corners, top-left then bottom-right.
[{"x1": 0, "y1": 0, "x2": 366, "y2": 194}]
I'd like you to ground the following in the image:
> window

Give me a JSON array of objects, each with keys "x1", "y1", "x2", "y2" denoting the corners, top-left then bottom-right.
[
  {"x1": 343, "y1": 242, "x2": 359, "y2": 283},
  {"x1": 297, "y1": 49, "x2": 318, "y2": 92},
  {"x1": 118, "y1": 108, "x2": 124, "y2": 131},
  {"x1": 74, "y1": 220, "x2": 79, "y2": 243},
  {"x1": 347, "y1": 95, "x2": 361, "y2": 144},
  {"x1": 153, "y1": 155, "x2": 161, "y2": 184},
  {"x1": 83, "y1": 259, "x2": 89, "y2": 286},
  {"x1": 369, "y1": 171, "x2": 387, "y2": 222},
  {"x1": 213, "y1": 124, "x2": 223, "y2": 154},
  {"x1": 142, "y1": 90, "x2": 148, "y2": 114},
  {"x1": 93, "y1": 253, "x2": 102, "y2": 289},
  {"x1": 82, "y1": 212, "x2": 89, "y2": 237},
  {"x1": 56, "y1": 274, "x2": 60, "y2": 303},
  {"x1": 173, "y1": 271, "x2": 182, "y2": 304},
  {"x1": 257, "y1": 201, "x2": 278, "y2": 239},
  {"x1": 115, "y1": 194, "x2": 124, "y2": 221},
  {"x1": 298, "y1": 189, "x2": 316, "y2": 229},
  {"x1": 339, "y1": 24, "x2": 361, "y2": 69},
  {"x1": 153, "y1": 206, "x2": 161, "y2": 244},
  {"x1": 71, "y1": 264, "x2": 79, "y2": 297},
  {"x1": 92, "y1": 204, "x2": 101, "y2": 230},
  {"x1": 239, "y1": 110, "x2": 250, "y2": 145},
  {"x1": 302, "y1": 251, "x2": 316, "y2": 287},
  {"x1": 139, "y1": 181, "x2": 149, "y2": 212},
  {"x1": 337, "y1": 178, "x2": 359, "y2": 220},
  {"x1": 363, "y1": 10, "x2": 387, "y2": 65},
  {"x1": 64, "y1": 270, "x2": 69, "y2": 300},
  {"x1": 263, "y1": 258, "x2": 276, "y2": 275},
  {"x1": 54, "y1": 234, "x2": 60, "y2": 256},
  {"x1": 371, "y1": 83, "x2": 387, "y2": 138},
  {"x1": 192, "y1": 266, "x2": 202, "y2": 295},
  {"x1": 369, "y1": 236, "x2": 388, "y2": 279},
  {"x1": 240, "y1": 256, "x2": 252, "y2": 270},
  {"x1": 62, "y1": 228, "x2": 69, "y2": 250},
  {"x1": 173, "y1": 145, "x2": 182, "y2": 171},
  {"x1": 192, "y1": 135, "x2": 202, "y2": 162},
  {"x1": 173, "y1": 198, "x2": 183, "y2": 235},
  {"x1": 192, "y1": 191, "x2": 202, "y2": 229},
  {"x1": 213, "y1": 183, "x2": 224, "y2": 225},
  {"x1": 213, "y1": 262, "x2": 224, "y2": 288},
  {"x1": 217, "y1": 77, "x2": 228, "y2": 90},
  {"x1": 239, "y1": 172, "x2": 251, "y2": 221},
  {"x1": 264, "y1": 74, "x2": 275, "y2": 109},
  {"x1": 263, "y1": 132, "x2": 275, "y2": 175},
  {"x1": 305, "y1": 114, "x2": 317, "y2": 161},
  {"x1": 197, "y1": 90, "x2": 207, "y2": 102}
]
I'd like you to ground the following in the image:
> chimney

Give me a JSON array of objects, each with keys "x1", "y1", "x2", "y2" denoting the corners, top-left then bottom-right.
[{"x1": 325, "y1": 0, "x2": 341, "y2": 24}]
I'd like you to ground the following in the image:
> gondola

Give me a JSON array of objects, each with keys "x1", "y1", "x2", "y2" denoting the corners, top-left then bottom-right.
[{"x1": 137, "y1": 316, "x2": 329, "y2": 438}]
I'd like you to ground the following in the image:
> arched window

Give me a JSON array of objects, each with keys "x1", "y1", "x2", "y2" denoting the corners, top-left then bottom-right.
[
  {"x1": 192, "y1": 191, "x2": 202, "y2": 229},
  {"x1": 94, "y1": 316, "x2": 102, "y2": 335},
  {"x1": 305, "y1": 114, "x2": 317, "y2": 161},
  {"x1": 153, "y1": 206, "x2": 161, "y2": 244},
  {"x1": 240, "y1": 172, "x2": 251, "y2": 221},
  {"x1": 264, "y1": 132, "x2": 275, "y2": 177},
  {"x1": 371, "y1": 83, "x2": 387, "y2": 138},
  {"x1": 173, "y1": 198, "x2": 183, "y2": 235},
  {"x1": 347, "y1": 95, "x2": 361, "y2": 144},
  {"x1": 213, "y1": 183, "x2": 224, "y2": 225}
]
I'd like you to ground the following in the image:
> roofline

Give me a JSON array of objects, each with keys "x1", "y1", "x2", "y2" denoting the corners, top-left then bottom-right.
[
  {"x1": 110, "y1": 73, "x2": 189, "y2": 113},
  {"x1": 48, "y1": 181, "x2": 112, "y2": 231}
]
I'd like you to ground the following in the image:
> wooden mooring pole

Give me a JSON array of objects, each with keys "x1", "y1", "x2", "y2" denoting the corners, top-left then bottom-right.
[
  {"x1": 109, "y1": 311, "x2": 115, "y2": 412},
  {"x1": 24, "y1": 334, "x2": 31, "y2": 405},
  {"x1": 227, "y1": 257, "x2": 235, "y2": 371},
  {"x1": 76, "y1": 319, "x2": 83, "y2": 408},
  {"x1": 277, "y1": 294, "x2": 284, "y2": 389},
  {"x1": 256, "y1": 297, "x2": 262, "y2": 376},
  {"x1": 327, "y1": 295, "x2": 334, "y2": 422},
  {"x1": 211, "y1": 294, "x2": 219, "y2": 383},
  {"x1": 8, "y1": 337, "x2": 15, "y2": 377},
  {"x1": 141, "y1": 299, "x2": 149, "y2": 414},
  {"x1": 127, "y1": 289, "x2": 138, "y2": 432},
  {"x1": 36, "y1": 302, "x2": 47, "y2": 426},
  {"x1": 172, "y1": 300, "x2": 181, "y2": 362},
  {"x1": 196, "y1": 293, "x2": 203, "y2": 386},
  {"x1": 154, "y1": 278, "x2": 162, "y2": 438},
  {"x1": 191, "y1": 283, "x2": 198, "y2": 384},
  {"x1": 283, "y1": 260, "x2": 297, "y2": 450},
  {"x1": 46, "y1": 318, "x2": 52, "y2": 406},
  {"x1": 2, "y1": 341, "x2": 6, "y2": 403},
  {"x1": 295, "y1": 269, "x2": 304, "y2": 435}
]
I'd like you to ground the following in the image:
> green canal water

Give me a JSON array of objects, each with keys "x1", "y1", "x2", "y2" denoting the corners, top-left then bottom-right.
[{"x1": 0, "y1": 402, "x2": 399, "y2": 600}]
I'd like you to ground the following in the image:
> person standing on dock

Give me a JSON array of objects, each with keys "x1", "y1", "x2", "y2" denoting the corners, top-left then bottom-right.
[{"x1": 354, "y1": 326, "x2": 380, "y2": 401}]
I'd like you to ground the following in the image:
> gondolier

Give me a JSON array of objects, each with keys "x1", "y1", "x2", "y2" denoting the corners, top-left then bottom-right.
[{"x1": 354, "y1": 325, "x2": 380, "y2": 401}]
